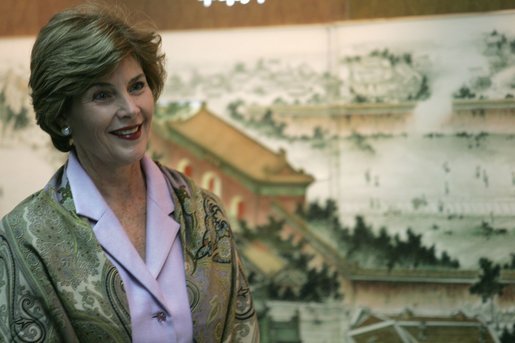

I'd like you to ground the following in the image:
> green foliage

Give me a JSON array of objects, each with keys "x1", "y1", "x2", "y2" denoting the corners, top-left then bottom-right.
[
  {"x1": 353, "y1": 93, "x2": 368, "y2": 103},
  {"x1": 348, "y1": 131, "x2": 375, "y2": 154},
  {"x1": 411, "y1": 195, "x2": 428, "y2": 210},
  {"x1": 226, "y1": 100, "x2": 334, "y2": 149},
  {"x1": 239, "y1": 216, "x2": 342, "y2": 302},
  {"x1": 503, "y1": 253, "x2": 515, "y2": 269},
  {"x1": 299, "y1": 199, "x2": 460, "y2": 270},
  {"x1": 500, "y1": 324, "x2": 515, "y2": 343},
  {"x1": 266, "y1": 254, "x2": 341, "y2": 302},
  {"x1": 346, "y1": 49, "x2": 429, "y2": 102},
  {"x1": 453, "y1": 86, "x2": 476, "y2": 99},
  {"x1": 0, "y1": 90, "x2": 30, "y2": 132},
  {"x1": 412, "y1": 75, "x2": 430, "y2": 101},
  {"x1": 455, "y1": 131, "x2": 489, "y2": 149},
  {"x1": 477, "y1": 221, "x2": 508, "y2": 238},
  {"x1": 156, "y1": 101, "x2": 193, "y2": 119},
  {"x1": 260, "y1": 109, "x2": 286, "y2": 136},
  {"x1": 297, "y1": 265, "x2": 340, "y2": 302},
  {"x1": 469, "y1": 257, "x2": 505, "y2": 303},
  {"x1": 369, "y1": 48, "x2": 413, "y2": 66},
  {"x1": 227, "y1": 99, "x2": 245, "y2": 120},
  {"x1": 298, "y1": 198, "x2": 339, "y2": 221}
]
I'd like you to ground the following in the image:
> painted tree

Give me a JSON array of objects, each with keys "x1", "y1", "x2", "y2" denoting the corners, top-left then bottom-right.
[
  {"x1": 500, "y1": 323, "x2": 515, "y2": 343},
  {"x1": 469, "y1": 257, "x2": 505, "y2": 323}
]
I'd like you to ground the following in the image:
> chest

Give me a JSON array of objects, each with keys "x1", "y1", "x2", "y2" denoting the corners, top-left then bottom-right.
[{"x1": 111, "y1": 198, "x2": 147, "y2": 259}]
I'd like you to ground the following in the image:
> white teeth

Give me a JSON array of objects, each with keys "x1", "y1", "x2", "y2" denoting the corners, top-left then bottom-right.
[{"x1": 115, "y1": 126, "x2": 139, "y2": 135}]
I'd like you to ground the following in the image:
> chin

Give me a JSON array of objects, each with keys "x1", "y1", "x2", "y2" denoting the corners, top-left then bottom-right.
[{"x1": 119, "y1": 148, "x2": 147, "y2": 166}]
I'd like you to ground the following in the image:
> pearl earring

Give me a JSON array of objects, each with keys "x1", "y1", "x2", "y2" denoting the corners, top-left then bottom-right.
[{"x1": 61, "y1": 126, "x2": 72, "y2": 136}]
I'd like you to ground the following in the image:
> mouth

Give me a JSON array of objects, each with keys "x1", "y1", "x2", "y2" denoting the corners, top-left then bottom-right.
[{"x1": 109, "y1": 124, "x2": 143, "y2": 140}]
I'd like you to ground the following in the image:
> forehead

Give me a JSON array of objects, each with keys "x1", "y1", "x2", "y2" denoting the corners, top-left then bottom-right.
[{"x1": 97, "y1": 56, "x2": 144, "y2": 83}]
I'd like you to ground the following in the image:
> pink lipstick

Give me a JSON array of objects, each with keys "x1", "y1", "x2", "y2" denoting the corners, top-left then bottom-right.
[{"x1": 110, "y1": 124, "x2": 142, "y2": 140}]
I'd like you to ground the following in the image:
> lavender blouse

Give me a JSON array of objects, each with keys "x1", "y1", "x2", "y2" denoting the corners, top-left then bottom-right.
[{"x1": 66, "y1": 152, "x2": 193, "y2": 342}]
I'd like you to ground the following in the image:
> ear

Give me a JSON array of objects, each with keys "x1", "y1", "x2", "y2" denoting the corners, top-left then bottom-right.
[{"x1": 56, "y1": 115, "x2": 69, "y2": 129}]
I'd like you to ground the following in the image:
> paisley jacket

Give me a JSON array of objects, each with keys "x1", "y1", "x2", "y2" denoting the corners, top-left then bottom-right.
[{"x1": 0, "y1": 163, "x2": 259, "y2": 342}]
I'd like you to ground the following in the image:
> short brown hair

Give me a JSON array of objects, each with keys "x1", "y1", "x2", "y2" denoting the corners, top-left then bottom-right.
[{"x1": 29, "y1": 2, "x2": 166, "y2": 152}]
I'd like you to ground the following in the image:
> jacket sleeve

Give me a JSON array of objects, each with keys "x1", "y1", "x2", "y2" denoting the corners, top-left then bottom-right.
[
  {"x1": 163, "y1": 168, "x2": 261, "y2": 342},
  {"x1": 227, "y1": 244, "x2": 261, "y2": 343},
  {"x1": 0, "y1": 215, "x2": 75, "y2": 343},
  {"x1": 0, "y1": 189, "x2": 132, "y2": 343}
]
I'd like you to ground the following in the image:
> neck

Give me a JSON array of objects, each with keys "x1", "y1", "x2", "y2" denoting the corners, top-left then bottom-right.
[
  {"x1": 75, "y1": 153, "x2": 147, "y2": 205},
  {"x1": 97, "y1": 164, "x2": 146, "y2": 205},
  {"x1": 72, "y1": 151, "x2": 148, "y2": 260}
]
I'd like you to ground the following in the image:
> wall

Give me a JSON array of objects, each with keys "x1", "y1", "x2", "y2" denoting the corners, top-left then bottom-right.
[
  {"x1": 1, "y1": 0, "x2": 515, "y2": 36},
  {"x1": 2, "y1": 2, "x2": 515, "y2": 342}
]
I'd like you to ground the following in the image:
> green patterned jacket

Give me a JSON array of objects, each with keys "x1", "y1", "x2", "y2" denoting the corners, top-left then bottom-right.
[{"x1": 0, "y1": 164, "x2": 259, "y2": 342}]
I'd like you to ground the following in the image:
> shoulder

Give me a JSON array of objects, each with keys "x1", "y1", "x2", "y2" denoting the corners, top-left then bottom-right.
[
  {"x1": 2, "y1": 190, "x2": 47, "y2": 230},
  {"x1": 2, "y1": 164, "x2": 72, "y2": 225},
  {"x1": 1, "y1": 187, "x2": 80, "y2": 249},
  {"x1": 0, "y1": 191, "x2": 56, "y2": 278},
  {"x1": 159, "y1": 163, "x2": 227, "y2": 214},
  {"x1": 155, "y1": 161, "x2": 190, "y2": 191},
  {"x1": 155, "y1": 161, "x2": 221, "y2": 205}
]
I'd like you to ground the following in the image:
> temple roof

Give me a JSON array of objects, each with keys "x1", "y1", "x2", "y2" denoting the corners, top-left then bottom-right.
[
  {"x1": 157, "y1": 105, "x2": 314, "y2": 186},
  {"x1": 350, "y1": 309, "x2": 497, "y2": 343}
]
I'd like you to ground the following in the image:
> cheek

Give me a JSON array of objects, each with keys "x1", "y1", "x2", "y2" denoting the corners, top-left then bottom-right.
[
  {"x1": 70, "y1": 111, "x2": 110, "y2": 139},
  {"x1": 145, "y1": 98, "x2": 155, "y2": 116},
  {"x1": 142, "y1": 91, "x2": 155, "y2": 112},
  {"x1": 76, "y1": 117, "x2": 98, "y2": 132}
]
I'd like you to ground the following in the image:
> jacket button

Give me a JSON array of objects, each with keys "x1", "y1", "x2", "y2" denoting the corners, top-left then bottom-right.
[{"x1": 153, "y1": 311, "x2": 167, "y2": 323}]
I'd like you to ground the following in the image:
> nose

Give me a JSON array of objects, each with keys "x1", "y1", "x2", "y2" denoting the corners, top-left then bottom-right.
[{"x1": 117, "y1": 92, "x2": 139, "y2": 118}]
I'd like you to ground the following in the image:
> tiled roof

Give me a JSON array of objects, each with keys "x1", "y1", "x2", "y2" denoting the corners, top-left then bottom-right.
[
  {"x1": 349, "y1": 267, "x2": 515, "y2": 284},
  {"x1": 158, "y1": 105, "x2": 314, "y2": 185},
  {"x1": 243, "y1": 240, "x2": 286, "y2": 276},
  {"x1": 350, "y1": 310, "x2": 497, "y2": 343}
]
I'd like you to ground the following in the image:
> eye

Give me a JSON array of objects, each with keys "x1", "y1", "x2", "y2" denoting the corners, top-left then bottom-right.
[
  {"x1": 129, "y1": 81, "x2": 146, "y2": 93},
  {"x1": 92, "y1": 90, "x2": 112, "y2": 101}
]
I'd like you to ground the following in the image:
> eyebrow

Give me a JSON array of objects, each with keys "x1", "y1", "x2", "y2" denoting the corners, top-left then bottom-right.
[{"x1": 88, "y1": 73, "x2": 146, "y2": 90}]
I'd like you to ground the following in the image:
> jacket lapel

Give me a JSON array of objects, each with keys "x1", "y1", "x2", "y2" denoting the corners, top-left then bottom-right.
[
  {"x1": 93, "y1": 209, "x2": 169, "y2": 310},
  {"x1": 145, "y1": 198, "x2": 180, "y2": 279}
]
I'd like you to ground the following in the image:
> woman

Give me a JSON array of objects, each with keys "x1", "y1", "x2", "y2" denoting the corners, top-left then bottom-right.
[{"x1": 0, "y1": 3, "x2": 259, "y2": 342}]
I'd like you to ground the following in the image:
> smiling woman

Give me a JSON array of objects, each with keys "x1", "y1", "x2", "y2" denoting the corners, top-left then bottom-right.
[
  {"x1": 67, "y1": 57, "x2": 154, "y2": 177},
  {"x1": 0, "y1": 3, "x2": 259, "y2": 342},
  {"x1": 66, "y1": 56, "x2": 155, "y2": 259}
]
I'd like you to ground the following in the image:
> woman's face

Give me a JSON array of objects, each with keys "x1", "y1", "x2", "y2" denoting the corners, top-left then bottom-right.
[{"x1": 67, "y1": 56, "x2": 154, "y2": 172}]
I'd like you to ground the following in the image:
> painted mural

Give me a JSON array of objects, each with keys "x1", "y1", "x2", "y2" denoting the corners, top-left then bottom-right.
[{"x1": 1, "y1": 10, "x2": 515, "y2": 342}]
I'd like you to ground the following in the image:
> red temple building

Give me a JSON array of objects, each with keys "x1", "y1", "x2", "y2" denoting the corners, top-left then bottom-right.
[{"x1": 151, "y1": 105, "x2": 314, "y2": 226}]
